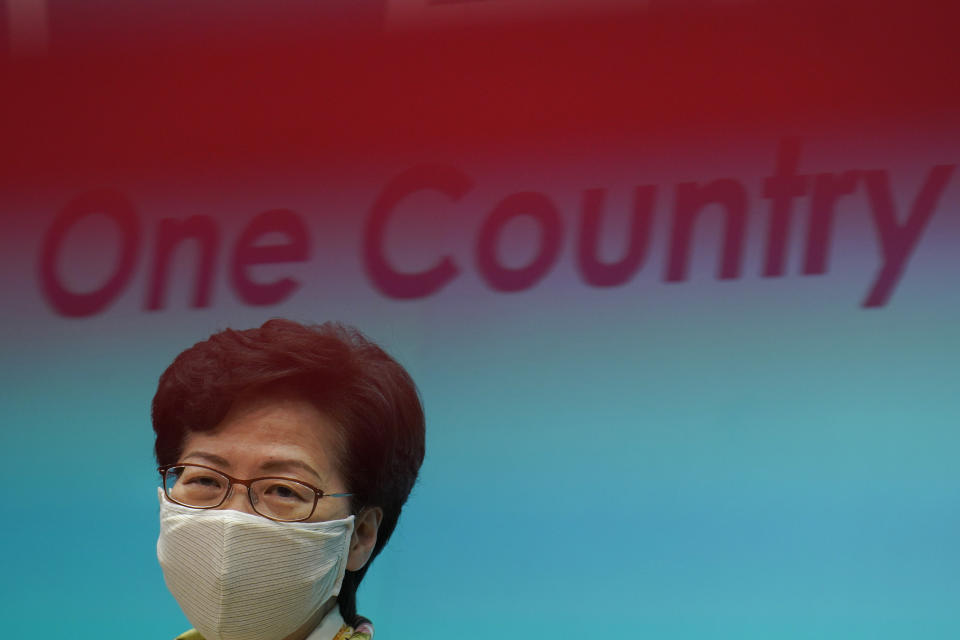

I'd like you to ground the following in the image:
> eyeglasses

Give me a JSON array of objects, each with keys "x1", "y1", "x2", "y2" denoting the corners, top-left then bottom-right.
[{"x1": 159, "y1": 463, "x2": 353, "y2": 522}]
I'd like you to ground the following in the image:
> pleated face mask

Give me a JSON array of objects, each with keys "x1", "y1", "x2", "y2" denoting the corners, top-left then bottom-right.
[{"x1": 156, "y1": 489, "x2": 354, "y2": 640}]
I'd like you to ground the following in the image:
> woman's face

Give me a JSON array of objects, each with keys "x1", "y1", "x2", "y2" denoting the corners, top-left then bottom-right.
[
  {"x1": 176, "y1": 391, "x2": 382, "y2": 572},
  {"x1": 177, "y1": 391, "x2": 354, "y2": 523}
]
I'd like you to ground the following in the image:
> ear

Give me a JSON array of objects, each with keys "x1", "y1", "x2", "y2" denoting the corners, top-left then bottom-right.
[{"x1": 347, "y1": 506, "x2": 383, "y2": 571}]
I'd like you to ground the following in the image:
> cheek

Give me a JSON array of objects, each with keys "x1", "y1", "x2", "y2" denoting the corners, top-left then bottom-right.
[{"x1": 311, "y1": 496, "x2": 353, "y2": 522}]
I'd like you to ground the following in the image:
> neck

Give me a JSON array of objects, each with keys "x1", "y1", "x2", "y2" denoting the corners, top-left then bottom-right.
[{"x1": 282, "y1": 597, "x2": 338, "y2": 640}]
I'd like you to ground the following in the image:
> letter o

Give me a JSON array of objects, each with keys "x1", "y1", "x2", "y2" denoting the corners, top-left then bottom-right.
[
  {"x1": 476, "y1": 192, "x2": 563, "y2": 292},
  {"x1": 38, "y1": 189, "x2": 140, "y2": 317}
]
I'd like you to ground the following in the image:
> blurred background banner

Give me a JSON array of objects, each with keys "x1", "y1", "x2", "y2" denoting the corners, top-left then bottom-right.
[{"x1": 1, "y1": 1, "x2": 958, "y2": 638}]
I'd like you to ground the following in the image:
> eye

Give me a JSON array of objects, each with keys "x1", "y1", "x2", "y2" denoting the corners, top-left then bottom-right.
[
  {"x1": 166, "y1": 466, "x2": 229, "y2": 505},
  {"x1": 259, "y1": 480, "x2": 313, "y2": 503},
  {"x1": 174, "y1": 466, "x2": 227, "y2": 491},
  {"x1": 185, "y1": 474, "x2": 223, "y2": 489},
  {"x1": 267, "y1": 484, "x2": 305, "y2": 501}
]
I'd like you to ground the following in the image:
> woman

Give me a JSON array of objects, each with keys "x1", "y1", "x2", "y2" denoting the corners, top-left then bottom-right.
[{"x1": 152, "y1": 319, "x2": 425, "y2": 640}]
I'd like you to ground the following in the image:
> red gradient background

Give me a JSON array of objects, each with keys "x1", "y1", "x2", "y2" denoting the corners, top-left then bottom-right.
[
  {"x1": 2, "y1": 2, "x2": 959, "y2": 637},
  {"x1": 3, "y1": 0, "x2": 958, "y2": 186}
]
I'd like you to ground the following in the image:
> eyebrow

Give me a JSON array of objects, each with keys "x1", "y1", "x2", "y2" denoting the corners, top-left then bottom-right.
[
  {"x1": 181, "y1": 451, "x2": 231, "y2": 468},
  {"x1": 180, "y1": 451, "x2": 324, "y2": 484},
  {"x1": 258, "y1": 458, "x2": 325, "y2": 483}
]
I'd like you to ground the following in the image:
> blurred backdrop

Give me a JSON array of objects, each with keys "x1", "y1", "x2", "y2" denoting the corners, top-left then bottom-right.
[{"x1": 1, "y1": 0, "x2": 959, "y2": 637}]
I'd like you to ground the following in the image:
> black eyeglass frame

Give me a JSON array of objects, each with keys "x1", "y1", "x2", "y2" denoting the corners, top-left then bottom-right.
[{"x1": 158, "y1": 462, "x2": 353, "y2": 522}]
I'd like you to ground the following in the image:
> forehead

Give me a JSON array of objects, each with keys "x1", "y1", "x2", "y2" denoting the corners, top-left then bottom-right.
[{"x1": 180, "y1": 391, "x2": 344, "y2": 484}]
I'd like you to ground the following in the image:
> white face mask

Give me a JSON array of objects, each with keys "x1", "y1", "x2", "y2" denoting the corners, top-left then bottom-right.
[{"x1": 156, "y1": 489, "x2": 354, "y2": 640}]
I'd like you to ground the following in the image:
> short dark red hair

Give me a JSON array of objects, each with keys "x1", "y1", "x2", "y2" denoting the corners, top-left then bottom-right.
[{"x1": 152, "y1": 318, "x2": 425, "y2": 624}]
